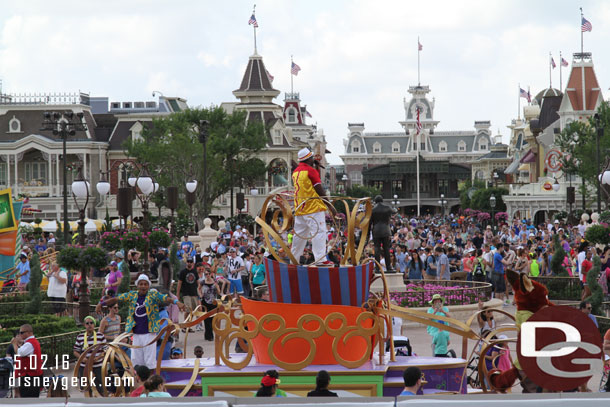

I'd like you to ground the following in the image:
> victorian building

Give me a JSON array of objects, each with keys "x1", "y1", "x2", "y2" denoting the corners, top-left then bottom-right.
[
  {"x1": 340, "y1": 84, "x2": 493, "y2": 214},
  {"x1": 503, "y1": 52, "x2": 604, "y2": 221}
]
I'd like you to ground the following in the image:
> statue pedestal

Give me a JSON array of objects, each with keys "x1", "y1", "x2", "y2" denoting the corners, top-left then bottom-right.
[{"x1": 197, "y1": 218, "x2": 219, "y2": 250}]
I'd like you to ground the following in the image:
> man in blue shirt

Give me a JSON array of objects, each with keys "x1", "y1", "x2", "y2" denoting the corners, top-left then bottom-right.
[
  {"x1": 16, "y1": 254, "x2": 30, "y2": 291},
  {"x1": 580, "y1": 301, "x2": 598, "y2": 327},
  {"x1": 492, "y1": 245, "x2": 509, "y2": 303},
  {"x1": 399, "y1": 366, "x2": 422, "y2": 396}
]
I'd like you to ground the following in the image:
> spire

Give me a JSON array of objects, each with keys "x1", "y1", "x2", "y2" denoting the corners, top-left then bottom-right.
[{"x1": 233, "y1": 54, "x2": 279, "y2": 103}]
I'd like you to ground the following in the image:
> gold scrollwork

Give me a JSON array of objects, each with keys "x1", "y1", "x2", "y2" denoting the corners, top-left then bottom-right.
[{"x1": 212, "y1": 305, "x2": 383, "y2": 371}]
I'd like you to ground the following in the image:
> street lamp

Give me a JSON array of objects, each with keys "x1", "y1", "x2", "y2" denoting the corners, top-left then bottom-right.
[
  {"x1": 489, "y1": 194, "x2": 497, "y2": 231},
  {"x1": 341, "y1": 174, "x2": 349, "y2": 193},
  {"x1": 40, "y1": 111, "x2": 87, "y2": 246},
  {"x1": 391, "y1": 194, "x2": 400, "y2": 212},
  {"x1": 595, "y1": 113, "x2": 604, "y2": 213},
  {"x1": 552, "y1": 178, "x2": 560, "y2": 192},
  {"x1": 71, "y1": 165, "x2": 90, "y2": 322},
  {"x1": 438, "y1": 193, "x2": 447, "y2": 221},
  {"x1": 198, "y1": 120, "x2": 210, "y2": 218}
]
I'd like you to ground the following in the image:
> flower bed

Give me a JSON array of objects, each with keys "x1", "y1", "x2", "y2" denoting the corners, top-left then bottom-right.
[{"x1": 388, "y1": 281, "x2": 491, "y2": 308}]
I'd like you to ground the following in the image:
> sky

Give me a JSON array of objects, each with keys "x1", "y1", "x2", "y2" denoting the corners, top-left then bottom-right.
[{"x1": 0, "y1": 0, "x2": 609, "y2": 165}]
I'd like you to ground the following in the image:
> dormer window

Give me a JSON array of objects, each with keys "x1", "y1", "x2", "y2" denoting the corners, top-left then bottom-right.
[
  {"x1": 130, "y1": 122, "x2": 144, "y2": 142},
  {"x1": 351, "y1": 139, "x2": 361, "y2": 153},
  {"x1": 458, "y1": 140, "x2": 466, "y2": 152},
  {"x1": 479, "y1": 140, "x2": 488, "y2": 150},
  {"x1": 8, "y1": 116, "x2": 21, "y2": 133},
  {"x1": 373, "y1": 142, "x2": 381, "y2": 153},
  {"x1": 272, "y1": 130, "x2": 282, "y2": 145},
  {"x1": 438, "y1": 141, "x2": 448, "y2": 152},
  {"x1": 392, "y1": 141, "x2": 400, "y2": 153},
  {"x1": 287, "y1": 108, "x2": 297, "y2": 123}
]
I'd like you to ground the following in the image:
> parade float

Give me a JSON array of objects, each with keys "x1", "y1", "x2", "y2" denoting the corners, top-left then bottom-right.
[{"x1": 75, "y1": 193, "x2": 521, "y2": 397}]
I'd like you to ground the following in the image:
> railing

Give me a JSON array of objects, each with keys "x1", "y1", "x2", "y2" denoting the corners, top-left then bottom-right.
[
  {"x1": 530, "y1": 276, "x2": 582, "y2": 301},
  {"x1": 0, "y1": 92, "x2": 89, "y2": 105},
  {"x1": 380, "y1": 280, "x2": 492, "y2": 308}
]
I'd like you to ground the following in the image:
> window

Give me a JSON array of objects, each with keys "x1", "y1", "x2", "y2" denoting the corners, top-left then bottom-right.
[
  {"x1": 475, "y1": 170, "x2": 485, "y2": 179},
  {"x1": 272, "y1": 130, "x2": 282, "y2": 145},
  {"x1": 479, "y1": 141, "x2": 488, "y2": 150},
  {"x1": 392, "y1": 141, "x2": 400, "y2": 153},
  {"x1": 392, "y1": 180, "x2": 403, "y2": 191},
  {"x1": 371, "y1": 180, "x2": 384, "y2": 189},
  {"x1": 287, "y1": 108, "x2": 297, "y2": 123},
  {"x1": 373, "y1": 142, "x2": 381, "y2": 153},
  {"x1": 351, "y1": 139, "x2": 361, "y2": 153},
  {"x1": 24, "y1": 162, "x2": 47, "y2": 184},
  {"x1": 349, "y1": 171, "x2": 362, "y2": 185},
  {"x1": 8, "y1": 116, "x2": 21, "y2": 133},
  {"x1": 130, "y1": 122, "x2": 143, "y2": 142},
  {"x1": 420, "y1": 142, "x2": 426, "y2": 151},
  {"x1": 0, "y1": 163, "x2": 6, "y2": 185},
  {"x1": 458, "y1": 140, "x2": 466, "y2": 152},
  {"x1": 438, "y1": 141, "x2": 448, "y2": 152}
]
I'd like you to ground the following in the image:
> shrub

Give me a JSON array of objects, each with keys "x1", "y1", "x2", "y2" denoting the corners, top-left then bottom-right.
[
  {"x1": 495, "y1": 212, "x2": 508, "y2": 222},
  {"x1": 550, "y1": 234, "x2": 569, "y2": 276},
  {"x1": 586, "y1": 256, "x2": 604, "y2": 315},
  {"x1": 25, "y1": 252, "x2": 42, "y2": 314},
  {"x1": 57, "y1": 246, "x2": 108, "y2": 271},
  {"x1": 0, "y1": 314, "x2": 78, "y2": 343},
  {"x1": 170, "y1": 242, "x2": 180, "y2": 281},
  {"x1": 122, "y1": 231, "x2": 149, "y2": 252},
  {"x1": 149, "y1": 230, "x2": 171, "y2": 249},
  {"x1": 100, "y1": 231, "x2": 122, "y2": 251},
  {"x1": 585, "y1": 224, "x2": 610, "y2": 245}
]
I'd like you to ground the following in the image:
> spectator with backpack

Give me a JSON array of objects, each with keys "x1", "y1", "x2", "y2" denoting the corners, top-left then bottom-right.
[{"x1": 471, "y1": 249, "x2": 487, "y2": 283}]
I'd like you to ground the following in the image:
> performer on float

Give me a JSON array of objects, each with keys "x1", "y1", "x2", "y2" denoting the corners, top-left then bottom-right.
[
  {"x1": 291, "y1": 148, "x2": 335, "y2": 266},
  {"x1": 371, "y1": 195, "x2": 395, "y2": 273}
]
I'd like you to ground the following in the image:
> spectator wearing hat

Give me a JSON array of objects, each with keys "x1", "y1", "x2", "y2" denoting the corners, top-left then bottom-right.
[
  {"x1": 291, "y1": 148, "x2": 335, "y2": 267},
  {"x1": 177, "y1": 257, "x2": 200, "y2": 325},
  {"x1": 74, "y1": 316, "x2": 107, "y2": 395},
  {"x1": 96, "y1": 274, "x2": 185, "y2": 369},
  {"x1": 256, "y1": 369, "x2": 286, "y2": 397},
  {"x1": 170, "y1": 347, "x2": 183, "y2": 359},
  {"x1": 16, "y1": 254, "x2": 30, "y2": 291},
  {"x1": 227, "y1": 248, "x2": 248, "y2": 296},
  {"x1": 426, "y1": 294, "x2": 451, "y2": 340}
]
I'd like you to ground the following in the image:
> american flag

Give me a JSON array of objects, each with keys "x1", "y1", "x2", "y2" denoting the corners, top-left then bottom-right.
[
  {"x1": 561, "y1": 57, "x2": 569, "y2": 67},
  {"x1": 416, "y1": 107, "x2": 422, "y2": 134},
  {"x1": 265, "y1": 69, "x2": 274, "y2": 83},
  {"x1": 306, "y1": 110, "x2": 312, "y2": 118},
  {"x1": 581, "y1": 17, "x2": 592, "y2": 32},
  {"x1": 248, "y1": 14, "x2": 258, "y2": 28},
  {"x1": 551, "y1": 57, "x2": 556, "y2": 69},
  {"x1": 291, "y1": 61, "x2": 301, "y2": 76},
  {"x1": 519, "y1": 87, "x2": 531, "y2": 103},
  {"x1": 418, "y1": 41, "x2": 422, "y2": 51}
]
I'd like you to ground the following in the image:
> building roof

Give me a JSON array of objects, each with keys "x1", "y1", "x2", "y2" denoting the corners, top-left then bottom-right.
[
  {"x1": 537, "y1": 95, "x2": 562, "y2": 130},
  {"x1": 235, "y1": 54, "x2": 278, "y2": 93},
  {"x1": 562, "y1": 55, "x2": 603, "y2": 112}
]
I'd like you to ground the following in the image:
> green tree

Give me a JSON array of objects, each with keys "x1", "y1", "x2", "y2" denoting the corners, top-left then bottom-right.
[
  {"x1": 556, "y1": 101, "x2": 610, "y2": 201},
  {"x1": 346, "y1": 184, "x2": 381, "y2": 198},
  {"x1": 169, "y1": 242, "x2": 180, "y2": 282},
  {"x1": 469, "y1": 187, "x2": 508, "y2": 212},
  {"x1": 125, "y1": 107, "x2": 267, "y2": 225},
  {"x1": 25, "y1": 252, "x2": 42, "y2": 314},
  {"x1": 550, "y1": 234, "x2": 569, "y2": 276},
  {"x1": 585, "y1": 256, "x2": 603, "y2": 315},
  {"x1": 459, "y1": 179, "x2": 486, "y2": 209}
]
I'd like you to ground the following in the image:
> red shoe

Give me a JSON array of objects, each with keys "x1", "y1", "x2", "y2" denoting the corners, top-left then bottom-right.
[{"x1": 316, "y1": 260, "x2": 335, "y2": 267}]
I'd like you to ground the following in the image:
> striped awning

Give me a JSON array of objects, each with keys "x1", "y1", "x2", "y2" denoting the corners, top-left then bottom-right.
[
  {"x1": 520, "y1": 149, "x2": 536, "y2": 163},
  {"x1": 504, "y1": 157, "x2": 521, "y2": 174}
]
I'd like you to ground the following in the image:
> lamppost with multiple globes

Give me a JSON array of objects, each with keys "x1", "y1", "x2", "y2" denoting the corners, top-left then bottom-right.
[
  {"x1": 391, "y1": 194, "x2": 400, "y2": 212},
  {"x1": 489, "y1": 194, "x2": 497, "y2": 231},
  {"x1": 198, "y1": 120, "x2": 210, "y2": 218},
  {"x1": 438, "y1": 193, "x2": 447, "y2": 220},
  {"x1": 40, "y1": 111, "x2": 87, "y2": 246},
  {"x1": 71, "y1": 165, "x2": 90, "y2": 321}
]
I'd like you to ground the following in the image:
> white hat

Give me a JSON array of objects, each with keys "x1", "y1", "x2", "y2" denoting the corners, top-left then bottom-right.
[
  {"x1": 554, "y1": 219, "x2": 559, "y2": 223},
  {"x1": 136, "y1": 274, "x2": 151, "y2": 286},
  {"x1": 298, "y1": 148, "x2": 314, "y2": 161}
]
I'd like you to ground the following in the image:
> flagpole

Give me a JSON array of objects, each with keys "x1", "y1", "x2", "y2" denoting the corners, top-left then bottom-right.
[
  {"x1": 518, "y1": 83, "x2": 521, "y2": 120},
  {"x1": 253, "y1": 4, "x2": 257, "y2": 54},
  {"x1": 580, "y1": 7, "x2": 584, "y2": 54},
  {"x1": 417, "y1": 36, "x2": 421, "y2": 86},
  {"x1": 559, "y1": 51, "x2": 563, "y2": 91},
  {"x1": 416, "y1": 131, "x2": 420, "y2": 217},
  {"x1": 549, "y1": 52, "x2": 552, "y2": 88},
  {"x1": 290, "y1": 55, "x2": 294, "y2": 94}
]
